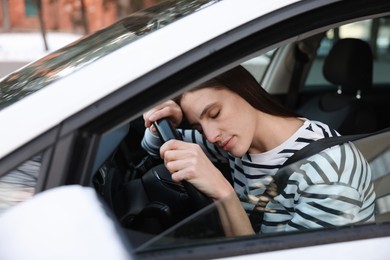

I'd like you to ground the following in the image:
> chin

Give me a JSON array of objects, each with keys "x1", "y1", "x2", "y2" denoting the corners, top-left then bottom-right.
[{"x1": 229, "y1": 149, "x2": 246, "y2": 158}]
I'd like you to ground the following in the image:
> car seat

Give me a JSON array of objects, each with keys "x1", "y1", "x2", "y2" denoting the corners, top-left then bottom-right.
[{"x1": 297, "y1": 38, "x2": 377, "y2": 135}]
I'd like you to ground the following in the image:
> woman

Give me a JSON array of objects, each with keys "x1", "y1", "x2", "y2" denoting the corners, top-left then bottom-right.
[{"x1": 142, "y1": 65, "x2": 375, "y2": 236}]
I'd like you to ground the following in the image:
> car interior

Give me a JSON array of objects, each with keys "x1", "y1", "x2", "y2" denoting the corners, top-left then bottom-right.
[
  {"x1": 86, "y1": 16, "x2": 390, "y2": 251},
  {"x1": 297, "y1": 38, "x2": 378, "y2": 135}
]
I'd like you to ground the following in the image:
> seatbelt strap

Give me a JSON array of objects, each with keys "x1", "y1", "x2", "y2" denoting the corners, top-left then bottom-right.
[
  {"x1": 283, "y1": 127, "x2": 390, "y2": 167},
  {"x1": 285, "y1": 44, "x2": 309, "y2": 109}
]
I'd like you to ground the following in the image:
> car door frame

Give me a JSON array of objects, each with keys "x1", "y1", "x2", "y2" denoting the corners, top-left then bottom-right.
[
  {"x1": 56, "y1": 0, "x2": 390, "y2": 258},
  {"x1": 1, "y1": 0, "x2": 390, "y2": 258}
]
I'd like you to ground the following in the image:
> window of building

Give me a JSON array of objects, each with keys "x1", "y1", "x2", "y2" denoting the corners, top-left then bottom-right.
[{"x1": 25, "y1": 0, "x2": 38, "y2": 17}]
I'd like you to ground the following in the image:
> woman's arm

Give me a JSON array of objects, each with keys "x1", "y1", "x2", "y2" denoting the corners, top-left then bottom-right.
[
  {"x1": 216, "y1": 192, "x2": 255, "y2": 237},
  {"x1": 161, "y1": 139, "x2": 254, "y2": 236},
  {"x1": 142, "y1": 127, "x2": 228, "y2": 163},
  {"x1": 142, "y1": 99, "x2": 228, "y2": 162}
]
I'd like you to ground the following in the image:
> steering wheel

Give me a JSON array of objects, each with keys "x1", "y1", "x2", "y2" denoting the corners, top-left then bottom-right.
[
  {"x1": 108, "y1": 119, "x2": 213, "y2": 233},
  {"x1": 153, "y1": 119, "x2": 212, "y2": 210},
  {"x1": 141, "y1": 162, "x2": 211, "y2": 215}
]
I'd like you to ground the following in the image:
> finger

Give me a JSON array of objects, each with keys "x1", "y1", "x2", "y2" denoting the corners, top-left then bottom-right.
[
  {"x1": 171, "y1": 166, "x2": 202, "y2": 186},
  {"x1": 165, "y1": 159, "x2": 193, "y2": 179},
  {"x1": 151, "y1": 102, "x2": 182, "y2": 125},
  {"x1": 144, "y1": 105, "x2": 169, "y2": 125},
  {"x1": 149, "y1": 124, "x2": 158, "y2": 135},
  {"x1": 171, "y1": 170, "x2": 189, "y2": 183},
  {"x1": 160, "y1": 140, "x2": 197, "y2": 159},
  {"x1": 152, "y1": 107, "x2": 180, "y2": 124},
  {"x1": 144, "y1": 108, "x2": 171, "y2": 128},
  {"x1": 160, "y1": 140, "x2": 179, "y2": 157},
  {"x1": 143, "y1": 108, "x2": 159, "y2": 128}
]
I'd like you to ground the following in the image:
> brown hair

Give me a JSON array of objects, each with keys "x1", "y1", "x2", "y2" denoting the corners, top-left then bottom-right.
[{"x1": 178, "y1": 65, "x2": 298, "y2": 118}]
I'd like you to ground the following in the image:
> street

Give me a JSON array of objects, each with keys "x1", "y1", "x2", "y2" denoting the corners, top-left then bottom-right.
[{"x1": 0, "y1": 32, "x2": 82, "y2": 78}]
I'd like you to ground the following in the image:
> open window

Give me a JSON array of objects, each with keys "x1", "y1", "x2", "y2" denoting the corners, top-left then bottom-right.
[{"x1": 59, "y1": 2, "x2": 390, "y2": 258}]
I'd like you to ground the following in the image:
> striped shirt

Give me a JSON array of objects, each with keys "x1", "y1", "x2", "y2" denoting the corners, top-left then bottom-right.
[{"x1": 142, "y1": 118, "x2": 376, "y2": 233}]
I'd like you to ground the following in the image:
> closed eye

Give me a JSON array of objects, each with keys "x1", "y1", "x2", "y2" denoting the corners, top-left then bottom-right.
[{"x1": 209, "y1": 109, "x2": 220, "y2": 119}]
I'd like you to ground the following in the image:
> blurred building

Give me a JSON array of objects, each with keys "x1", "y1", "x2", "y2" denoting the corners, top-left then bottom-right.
[{"x1": 0, "y1": 0, "x2": 159, "y2": 34}]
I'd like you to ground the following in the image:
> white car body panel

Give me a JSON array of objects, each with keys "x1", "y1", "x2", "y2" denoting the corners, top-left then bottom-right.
[
  {"x1": 0, "y1": 0, "x2": 300, "y2": 159},
  {"x1": 0, "y1": 185, "x2": 132, "y2": 260},
  {"x1": 225, "y1": 236, "x2": 390, "y2": 260},
  {"x1": 1, "y1": 1, "x2": 390, "y2": 259}
]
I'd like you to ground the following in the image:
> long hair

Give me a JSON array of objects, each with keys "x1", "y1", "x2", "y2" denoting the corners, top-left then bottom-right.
[{"x1": 178, "y1": 65, "x2": 298, "y2": 118}]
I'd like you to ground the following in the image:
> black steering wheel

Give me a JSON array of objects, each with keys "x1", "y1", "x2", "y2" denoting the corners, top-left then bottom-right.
[
  {"x1": 141, "y1": 163, "x2": 211, "y2": 215},
  {"x1": 153, "y1": 119, "x2": 212, "y2": 210},
  {"x1": 107, "y1": 119, "x2": 213, "y2": 233}
]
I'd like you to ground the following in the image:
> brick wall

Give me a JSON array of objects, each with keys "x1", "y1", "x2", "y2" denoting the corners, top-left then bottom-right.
[{"x1": 0, "y1": 0, "x2": 118, "y2": 33}]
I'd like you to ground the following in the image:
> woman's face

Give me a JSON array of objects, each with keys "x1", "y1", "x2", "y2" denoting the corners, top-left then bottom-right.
[{"x1": 180, "y1": 87, "x2": 259, "y2": 157}]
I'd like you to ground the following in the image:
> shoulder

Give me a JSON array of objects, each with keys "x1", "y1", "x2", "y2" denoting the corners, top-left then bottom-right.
[
  {"x1": 300, "y1": 118, "x2": 340, "y2": 139},
  {"x1": 274, "y1": 141, "x2": 370, "y2": 193},
  {"x1": 288, "y1": 142, "x2": 368, "y2": 186}
]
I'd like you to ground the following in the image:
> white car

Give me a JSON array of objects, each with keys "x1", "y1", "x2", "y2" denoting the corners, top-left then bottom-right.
[{"x1": 0, "y1": 0, "x2": 390, "y2": 259}]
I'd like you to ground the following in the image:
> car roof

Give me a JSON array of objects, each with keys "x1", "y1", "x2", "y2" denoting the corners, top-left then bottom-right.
[{"x1": 0, "y1": 0, "x2": 311, "y2": 159}]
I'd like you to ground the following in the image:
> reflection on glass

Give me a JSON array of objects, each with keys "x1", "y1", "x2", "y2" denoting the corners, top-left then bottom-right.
[
  {"x1": 135, "y1": 143, "x2": 378, "y2": 252},
  {"x1": 0, "y1": 0, "x2": 220, "y2": 111},
  {"x1": 0, "y1": 155, "x2": 42, "y2": 215},
  {"x1": 370, "y1": 146, "x2": 390, "y2": 223},
  {"x1": 135, "y1": 199, "x2": 227, "y2": 252}
]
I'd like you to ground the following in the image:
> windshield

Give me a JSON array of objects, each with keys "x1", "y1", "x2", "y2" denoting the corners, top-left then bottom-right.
[{"x1": 0, "y1": 0, "x2": 220, "y2": 111}]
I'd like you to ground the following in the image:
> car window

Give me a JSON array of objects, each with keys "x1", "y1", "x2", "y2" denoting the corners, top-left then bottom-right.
[
  {"x1": 134, "y1": 198, "x2": 234, "y2": 252},
  {"x1": 359, "y1": 132, "x2": 390, "y2": 224},
  {"x1": 0, "y1": 154, "x2": 42, "y2": 214},
  {"x1": 372, "y1": 149, "x2": 390, "y2": 223},
  {"x1": 59, "y1": 2, "x2": 390, "y2": 257},
  {"x1": 88, "y1": 108, "x2": 390, "y2": 254},
  {"x1": 134, "y1": 139, "x2": 390, "y2": 253},
  {"x1": 305, "y1": 17, "x2": 390, "y2": 89},
  {"x1": 242, "y1": 50, "x2": 275, "y2": 83}
]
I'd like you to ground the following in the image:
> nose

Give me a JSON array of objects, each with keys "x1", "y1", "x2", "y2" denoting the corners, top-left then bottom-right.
[{"x1": 202, "y1": 125, "x2": 221, "y2": 143}]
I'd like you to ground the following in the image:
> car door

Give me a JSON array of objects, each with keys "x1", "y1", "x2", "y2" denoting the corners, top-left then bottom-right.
[
  {"x1": 60, "y1": 1, "x2": 390, "y2": 259},
  {"x1": 1, "y1": 0, "x2": 390, "y2": 259}
]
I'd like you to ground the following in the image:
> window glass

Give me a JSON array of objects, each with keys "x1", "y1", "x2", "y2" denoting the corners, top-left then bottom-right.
[
  {"x1": 92, "y1": 115, "x2": 389, "y2": 254},
  {"x1": 370, "y1": 148, "x2": 390, "y2": 223},
  {"x1": 305, "y1": 17, "x2": 390, "y2": 88},
  {"x1": 0, "y1": 0, "x2": 220, "y2": 111},
  {"x1": 135, "y1": 200, "x2": 231, "y2": 252},
  {"x1": 25, "y1": 0, "x2": 38, "y2": 17},
  {"x1": 135, "y1": 139, "x2": 390, "y2": 253},
  {"x1": 375, "y1": 17, "x2": 390, "y2": 84},
  {"x1": 242, "y1": 50, "x2": 275, "y2": 83},
  {"x1": 0, "y1": 154, "x2": 42, "y2": 215}
]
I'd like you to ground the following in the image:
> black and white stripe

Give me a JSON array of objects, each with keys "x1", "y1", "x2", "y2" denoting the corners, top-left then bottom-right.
[{"x1": 142, "y1": 118, "x2": 375, "y2": 233}]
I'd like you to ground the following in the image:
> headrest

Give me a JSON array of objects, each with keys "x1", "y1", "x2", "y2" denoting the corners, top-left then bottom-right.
[{"x1": 323, "y1": 38, "x2": 373, "y2": 93}]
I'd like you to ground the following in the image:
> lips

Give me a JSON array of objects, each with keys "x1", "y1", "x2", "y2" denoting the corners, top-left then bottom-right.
[{"x1": 220, "y1": 137, "x2": 233, "y2": 150}]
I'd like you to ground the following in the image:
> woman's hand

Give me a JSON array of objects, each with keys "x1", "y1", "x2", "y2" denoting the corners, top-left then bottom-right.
[
  {"x1": 160, "y1": 139, "x2": 234, "y2": 201},
  {"x1": 161, "y1": 140, "x2": 254, "y2": 236},
  {"x1": 143, "y1": 100, "x2": 183, "y2": 133}
]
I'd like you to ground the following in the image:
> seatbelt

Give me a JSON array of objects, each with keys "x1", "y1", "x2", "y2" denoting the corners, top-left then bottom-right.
[
  {"x1": 249, "y1": 127, "x2": 389, "y2": 231},
  {"x1": 283, "y1": 127, "x2": 390, "y2": 167},
  {"x1": 285, "y1": 44, "x2": 310, "y2": 109},
  {"x1": 271, "y1": 127, "x2": 390, "y2": 200}
]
